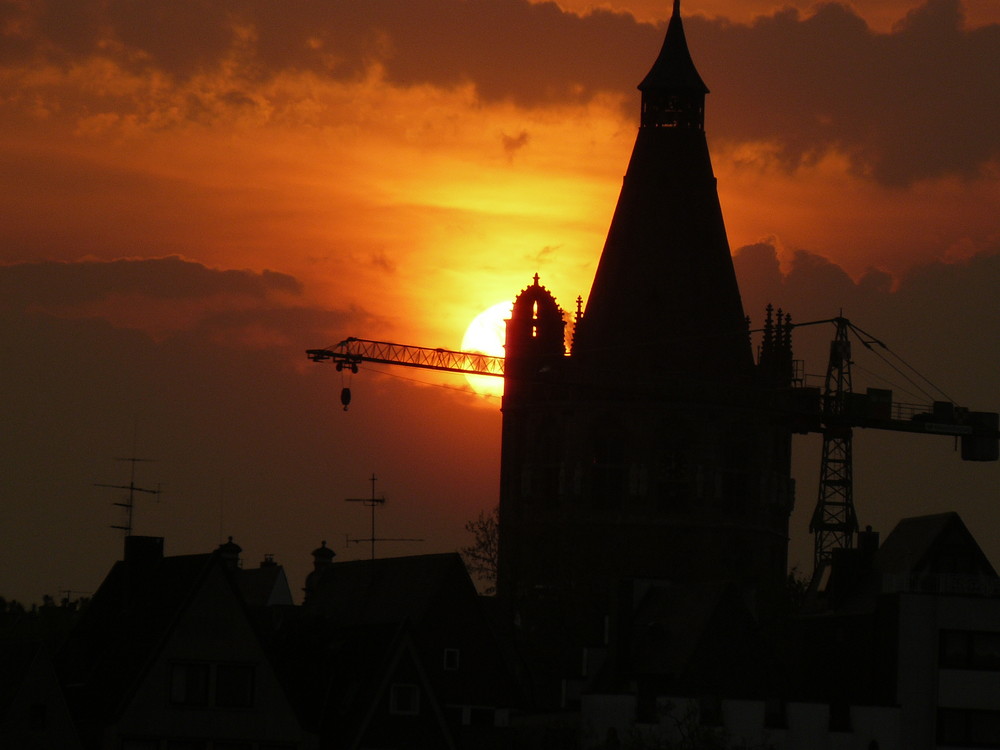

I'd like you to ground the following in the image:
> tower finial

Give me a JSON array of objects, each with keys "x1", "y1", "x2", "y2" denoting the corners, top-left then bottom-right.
[{"x1": 673, "y1": 0, "x2": 681, "y2": 17}]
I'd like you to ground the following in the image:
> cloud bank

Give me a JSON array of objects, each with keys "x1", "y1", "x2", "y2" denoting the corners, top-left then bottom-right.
[{"x1": 2, "y1": 0, "x2": 997, "y2": 185}]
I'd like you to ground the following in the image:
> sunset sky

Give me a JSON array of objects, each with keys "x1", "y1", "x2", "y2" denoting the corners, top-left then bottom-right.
[{"x1": 2, "y1": 0, "x2": 998, "y2": 603}]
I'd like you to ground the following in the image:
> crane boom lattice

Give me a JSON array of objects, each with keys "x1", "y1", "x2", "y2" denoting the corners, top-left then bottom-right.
[{"x1": 308, "y1": 338, "x2": 505, "y2": 378}]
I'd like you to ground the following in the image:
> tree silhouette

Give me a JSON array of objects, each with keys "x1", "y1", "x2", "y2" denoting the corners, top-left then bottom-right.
[{"x1": 460, "y1": 506, "x2": 498, "y2": 595}]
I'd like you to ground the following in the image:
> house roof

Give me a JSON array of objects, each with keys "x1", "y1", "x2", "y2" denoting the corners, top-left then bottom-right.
[
  {"x1": 56, "y1": 552, "x2": 218, "y2": 730},
  {"x1": 876, "y1": 511, "x2": 997, "y2": 577},
  {"x1": 0, "y1": 640, "x2": 43, "y2": 715},
  {"x1": 305, "y1": 553, "x2": 477, "y2": 626},
  {"x1": 237, "y1": 564, "x2": 293, "y2": 607},
  {"x1": 810, "y1": 512, "x2": 1000, "y2": 614}
]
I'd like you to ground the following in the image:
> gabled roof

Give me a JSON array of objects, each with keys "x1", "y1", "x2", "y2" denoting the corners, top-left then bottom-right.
[
  {"x1": 0, "y1": 640, "x2": 82, "y2": 749},
  {"x1": 810, "y1": 513, "x2": 1000, "y2": 614},
  {"x1": 876, "y1": 512, "x2": 997, "y2": 578},
  {"x1": 638, "y1": 0, "x2": 709, "y2": 94},
  {"x1": 305, "y1": 553, "x2": 478, "y2": 626},
  {"x1": 237, "y1": 564, "x2": 294, "y2": 607},
  {"x1": 57, "y1": 552, "x2": 216, "y2": 726},
  {"x1": 0, "y1": 640, "x2": 44, "y2": 714},
  {"x1": 325, "y1": 622, "x2": 457, "y2": 750},
  {"x1": 266, "y1": 615, "x2": 457, "y2": 748}
]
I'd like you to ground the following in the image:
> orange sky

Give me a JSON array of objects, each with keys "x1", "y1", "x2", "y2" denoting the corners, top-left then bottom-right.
[{"x1": 1, "y1": 0, "x2": 998, "y2": 602}]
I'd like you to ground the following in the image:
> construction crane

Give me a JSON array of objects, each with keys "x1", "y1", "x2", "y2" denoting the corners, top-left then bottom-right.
[
  {"x1": 308, "y1": 322, "x2": 999, "y2": 578},
  {"x1": 307, "y1": 338, "x2": 505, "y2": 409},
  {"x1": 787, "y1": 317, "x2": 999, "y2": 579}
]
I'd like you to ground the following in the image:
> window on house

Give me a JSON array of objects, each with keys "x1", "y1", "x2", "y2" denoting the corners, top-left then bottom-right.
[
  {"x1": 443, "y1": 648, "x2": 460, "y2": 671},
  {"x1": 389, "y1": 683, "x2": 420, "y2": 715},
  {"x1": 215, "y1": 664, "x2": 255, "y2": 708},
  {"x1": 940, "y1": 630, "x2": 1000, "y2": 670},
  {"x1": 938, "y1": 707, "x2": 1000, "y2": 746},
  {"x1": 170, "y1": 662, "x2": 210, "y2": 706}
]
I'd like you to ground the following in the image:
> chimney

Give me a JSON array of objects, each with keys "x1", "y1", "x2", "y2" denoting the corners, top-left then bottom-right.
[
  {"x1": 858, "y1": 525, "x2": 880, "y2": 566},
  {"x1": 124, "y1": 535, "x2": 164, "y2": 566}
]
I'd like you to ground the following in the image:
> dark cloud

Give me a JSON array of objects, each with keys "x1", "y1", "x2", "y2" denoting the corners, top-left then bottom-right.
[
  {"x1": 0, "y1": 257, "x2": 302, "y2": 311},
  {"x1": 501, "y1": 130, "x2": 530, "y2": 159},
  {"x1": 696, "y1": 0, "x2": 1000, "y2": 184},
  {"x1": 3, "y1": 1, "x2": 996, "y2": 184},
  {"x1": 734, "y1": 241, "x2": 1000, "y2": 405}
]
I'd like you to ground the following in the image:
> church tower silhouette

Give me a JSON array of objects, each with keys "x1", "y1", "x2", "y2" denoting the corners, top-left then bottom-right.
[{"x1": 498, "y1": 1, "x2": 795, "y2": 635}]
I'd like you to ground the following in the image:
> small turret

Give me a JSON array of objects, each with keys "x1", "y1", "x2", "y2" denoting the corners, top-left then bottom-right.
[
  {"x1": 505, "y1": 274, "x2": 565, "y2": 359},
  {"x1": 304, "y1": 540, "x2": 336, "y2": 603},
  {"x1": 311, "y1": 540, "x2": 336, "y2": 569},
  {"x1": 216, "y1": 536, "x2": 242, "y2": 570},
  {"x1": 502, "y1": 274, "x2": 566, "y2": 405}
]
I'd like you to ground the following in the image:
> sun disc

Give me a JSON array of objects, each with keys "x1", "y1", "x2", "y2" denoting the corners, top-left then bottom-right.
[{"x1": 461, "y1": 301, "x2": 512, "y2": 398}]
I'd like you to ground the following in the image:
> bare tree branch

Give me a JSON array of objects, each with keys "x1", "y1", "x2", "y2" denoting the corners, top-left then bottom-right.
[{"x1": 460, "y1": 506, "x2": 498, "y2": 595}]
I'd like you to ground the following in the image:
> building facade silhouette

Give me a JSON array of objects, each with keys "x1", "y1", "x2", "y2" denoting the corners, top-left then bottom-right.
[{"x1": 497, "y1": 0, "x2": 796, "y2": 631}]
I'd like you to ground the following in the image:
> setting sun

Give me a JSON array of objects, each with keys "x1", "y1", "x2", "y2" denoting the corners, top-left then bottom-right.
[{"x1": 461, "y1": 301, "x2": 512, "y2": 399}]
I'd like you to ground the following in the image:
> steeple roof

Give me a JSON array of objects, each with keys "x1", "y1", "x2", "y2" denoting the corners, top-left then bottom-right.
[
  {"x1": 638, "y1": 0, "x2": 708, "y2": 95},
  {"x1": 571, "y1": 0, "x2": 750, "y2": 380}
]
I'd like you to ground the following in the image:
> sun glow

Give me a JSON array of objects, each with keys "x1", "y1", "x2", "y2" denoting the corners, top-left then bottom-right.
[{"x1": 461, "y1": 301, "x2": 512, "y2": 399}]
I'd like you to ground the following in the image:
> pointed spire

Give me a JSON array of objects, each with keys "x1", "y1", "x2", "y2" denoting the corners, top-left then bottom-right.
[
  {"x1": 572, "y1": 0, "x2": 751, "y2": 378},
  {"x1": 639, "y1": 0, "x2": 708, "y2": 129}
]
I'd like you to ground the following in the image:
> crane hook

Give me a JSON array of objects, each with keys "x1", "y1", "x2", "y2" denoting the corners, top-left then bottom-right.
[{"x1": 340, "y1": 387, "x2": 352, "y2": 411}]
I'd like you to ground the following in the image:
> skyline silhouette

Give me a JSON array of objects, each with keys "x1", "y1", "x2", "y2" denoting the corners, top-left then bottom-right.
[{"x1": 1, "y1": 0, "x2": 998, "y2": 605}]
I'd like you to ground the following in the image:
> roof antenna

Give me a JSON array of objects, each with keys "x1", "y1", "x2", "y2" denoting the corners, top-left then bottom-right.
[
  {"x1": 344, "y1": 473, "x2": 423, "y2": 560},
  {"x1": 95, "y1": 455, "x2": 161, "y2": 537}
]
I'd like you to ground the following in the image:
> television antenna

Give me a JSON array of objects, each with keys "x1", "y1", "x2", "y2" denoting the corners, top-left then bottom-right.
[
  {"x1": 345, "y1": 473, "x2": 423, "y2": 560},
  {"x1": 95, "y1": 456, "x2": 161, "y2": 536}
]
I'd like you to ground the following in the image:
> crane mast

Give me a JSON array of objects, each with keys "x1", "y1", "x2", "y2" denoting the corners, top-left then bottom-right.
[
  {"x1": 810, "y1": 318, "x2": 859, "y2": 573},
  {"x1": 799, "y1": 316, "x2": 999, "y2": 579}
]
